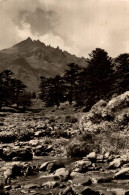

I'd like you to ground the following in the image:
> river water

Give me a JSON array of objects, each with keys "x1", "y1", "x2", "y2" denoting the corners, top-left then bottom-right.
[{"x1": 4, "y1": 156, "x2": 129, "y2": 195}]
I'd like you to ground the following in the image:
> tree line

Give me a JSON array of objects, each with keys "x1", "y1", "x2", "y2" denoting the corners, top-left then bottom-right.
[
  {"x1": 0, "y1": 48, "x2": 129, "y2": 111},
  {"x1": 40, "y1": 48, "x2": 129, "y2": 110}
]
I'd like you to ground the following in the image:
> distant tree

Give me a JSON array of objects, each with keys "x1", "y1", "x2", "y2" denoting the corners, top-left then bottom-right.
[
  {"x1": 13, "y1": 79, "x2": 26, "y2": 108},
  {"x1": 39, "y1": 76, "x2": 47, "y2": 100},
  {"x1": 0, "y1": 70, "x2": 15, "y2": 106},
  {"x1": 40, "y1": 75, "x2": 64, "y2": 107},
  {"x1": 0, "y1": 70, "x2": 30, "y2": 110},
  {"x1": 64, "y1": 63, "x2": 82, "y2": 105},
  {"x1": 16, "y1": 92, "x2": 32, "y2": 110},
  {"x1": 115, "y1": 53, "x2": 129, "y2": 93}
]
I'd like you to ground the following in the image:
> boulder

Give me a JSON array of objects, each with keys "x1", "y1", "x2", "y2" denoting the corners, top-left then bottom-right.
[
  {"x1": 114, "y1": 167, "x2": 129, "y2": 179},
  {"x1": 53, "y1": 168, "x2": 70, "y2": 181},
  {"x1": 104, "y1": 152, "x2": 110, "y2": 159},
  {"x1": 17, "y1": 148, "x2": 33, "y2": 161},
  {"x1": 40, "y1": 162, "x2": 49, "y2": 171},
  {"x1": 106, "y1": 91, "x2": 129, "y2": 113},
  {"x1": 87, "y1": 152, "x2": 96, "y2": 161},
  {"x1": 108, "y1": 158, "x2": 124, "y2": 169},
  {"x1": 73, "y1": 160, "x2": 92, "y2": 173},
  {"x1": 60, "y1": 186, "x2": 75, "y2": 195},
  {"x1": 3, "y1": 147, "x2": 33, "y2": 161},
  {"x1": 81, "y1": 187, "x2": 104, "y2": 195},
  {"x1": 29, "y1": 140, "x2": 39, "y2": 146},
  {"x1": 46, "y1": 162, "x2": 64, "y2": 173},
  {"x1": 4, "y1": 163, "x2": 23, "y2": 184}
]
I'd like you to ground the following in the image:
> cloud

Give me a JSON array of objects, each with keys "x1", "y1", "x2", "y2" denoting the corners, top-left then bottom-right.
[{"x1": 0, "y1": 0, "x2": 129, "y2": 58}]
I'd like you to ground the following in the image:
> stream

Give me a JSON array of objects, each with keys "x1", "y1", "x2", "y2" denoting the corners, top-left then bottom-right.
[{"x1": 4, "y1": 156, "x2": 129, "y2": 195}]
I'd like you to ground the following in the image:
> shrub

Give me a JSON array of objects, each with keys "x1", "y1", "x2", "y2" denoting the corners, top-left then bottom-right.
[{"x1": 66, "y1": 133, "x2": 97, "y2": 157}]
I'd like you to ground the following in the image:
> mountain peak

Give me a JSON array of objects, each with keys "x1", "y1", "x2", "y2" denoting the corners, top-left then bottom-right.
[
  {"x1": 0, "y1": 37, "x2": 87, "y2": 92},
  {"x1": 13, "y1": 37, "x2": 33, "y2": 48},
  {"x1": 26, "y1": 37, "x2": 32, "y2": 42},
  {"x1": 27, "y1": 37, "x2": 32, "y2": 40}
]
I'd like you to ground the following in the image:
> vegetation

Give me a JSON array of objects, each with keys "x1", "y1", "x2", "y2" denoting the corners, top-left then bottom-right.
[
  {"x1": 39, "y1": 48, "x2": 119, "y2": 110},
  {"x1": 0, "y1": 70, "x2": 32, "y2": 110},
  {"x1": 1, "y1": 48, "x2": 129, "y2": 112}
]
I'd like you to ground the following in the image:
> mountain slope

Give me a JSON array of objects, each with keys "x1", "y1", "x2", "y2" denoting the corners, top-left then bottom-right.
[{"x1": 0, "y1": 37, "x2": 87, "y2": 92}]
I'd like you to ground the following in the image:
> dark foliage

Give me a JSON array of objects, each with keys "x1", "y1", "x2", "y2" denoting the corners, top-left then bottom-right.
[
  {"x1": 0, "y1": 70, "x2": 32, "y2": 110},
  {"x1": 115, "y1": 53, "x2": 129, "y2": 93},
  {"x1": 39, "y1": 48, "x2": 129, "y2": 110},
  {"x1": 40, "y1": 75, "x2": 65, "y2": 107}
]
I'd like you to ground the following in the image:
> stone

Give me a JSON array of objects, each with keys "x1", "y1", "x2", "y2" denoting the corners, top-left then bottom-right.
[
  {"x1": 12, "y1": 157, "x2": 22, "y2": 161},
  {"x1": 60, "y1": 186, "x2": 75, "y2": 195},
  {"x1": 104, "y1": 152, "x2": 110, "y2": 159},
  {"x1": 73, "y1": 160, "x2": 92, "y2": 173},
  {"x1": 87, "y1": 152, "x2": 96, "y2": 161},
  {"x1": 3, "y1": 147, "x2": 33, "y2": 161},
  {"x1": 40, "y1": 162, "x2": 49, "y2": 171},
  {"x1": 4, "y1": 185, "x2": 12, "y2": 190},
  {"x1": 114, "y1": 167, "x2": 129, "y2": 179},
  {"x1": 29, "y1": 140, "x2": 39, "y2": 146},
  {"x1": 81, "y1": 187, "x2": 104, "y2": 195},
  {"x1": 108, "y1": 158, "x2": 123, "y2": 169},
  {"x1": 53, "y1": 168, "x2": 70, "y2": 181},
  {"x1": 24, "y1": 183, "x2": 40, "y2": 189},
  {"x1": 96, "y1": 154, "x2": 104, "y2": 162},
  {"x1": 72, "y1": 177, "x2": 92, "y2": 186},
  {"x1": 42, "y1": 181, "x2": 58, "y2": 188},
  {"x1": 46, "y1": 162, "x2": 64, "y2": 173},
  {"x1": 13, "y1": 184, "x2": 21, "y2": 189},
  {"x1": 34, "y1": 149, "x2": 46, "y2": 156}
]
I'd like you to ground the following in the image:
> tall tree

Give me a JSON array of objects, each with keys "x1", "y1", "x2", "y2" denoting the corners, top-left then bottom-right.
[
  {"x1": 77, "y1": 48, "x2": 114, "y2": 110},
  {"x1": 115, "y1": 53, "x2": 129, "y2": 93},
  {"x1": 40, "y1": 75, "x2": 64, "y2": 107},
  {"x1": 64, "y1": 63, "x2": 82, "y2": 105}
]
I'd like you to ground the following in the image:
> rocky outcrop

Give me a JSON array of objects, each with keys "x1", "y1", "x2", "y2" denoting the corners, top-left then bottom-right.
[{"x1": 80, "y1": 91, "x2": 129, "y2": 133}]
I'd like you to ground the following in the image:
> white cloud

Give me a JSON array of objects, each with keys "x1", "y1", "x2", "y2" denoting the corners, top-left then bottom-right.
[{"x1": 0, "y1": 0, "x2": 129, "y2": 58}]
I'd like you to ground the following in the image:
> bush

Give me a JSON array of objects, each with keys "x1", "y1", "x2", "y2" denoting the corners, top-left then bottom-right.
[{"x1": 66, "y1": 133, "x2": 97, "y2": 157}]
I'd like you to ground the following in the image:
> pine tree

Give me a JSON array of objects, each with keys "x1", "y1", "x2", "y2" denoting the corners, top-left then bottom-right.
[
  {"x1": 64, "y1": 63, "x2": 82, "y2": 105},
  {"x1": 115, "y1": 53, "x2": 129, "y2": 93},
  {"x1": 77, "y1": 48, "x2": 114, "y2": 110}
]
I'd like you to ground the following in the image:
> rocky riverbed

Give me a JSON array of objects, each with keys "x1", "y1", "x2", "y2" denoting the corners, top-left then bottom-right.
[{"x1": 1, "y1": 92, "x2": 129, "y2": 195}]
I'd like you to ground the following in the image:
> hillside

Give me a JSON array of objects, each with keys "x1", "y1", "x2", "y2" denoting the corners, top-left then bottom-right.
[{"x1": 0, "y1": 37, "x2": 87, "y2": 92}]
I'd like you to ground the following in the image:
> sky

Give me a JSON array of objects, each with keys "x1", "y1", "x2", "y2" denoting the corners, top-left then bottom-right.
[{"x1": 0, "y1": 0, "x2": 129, "y2": 58}]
